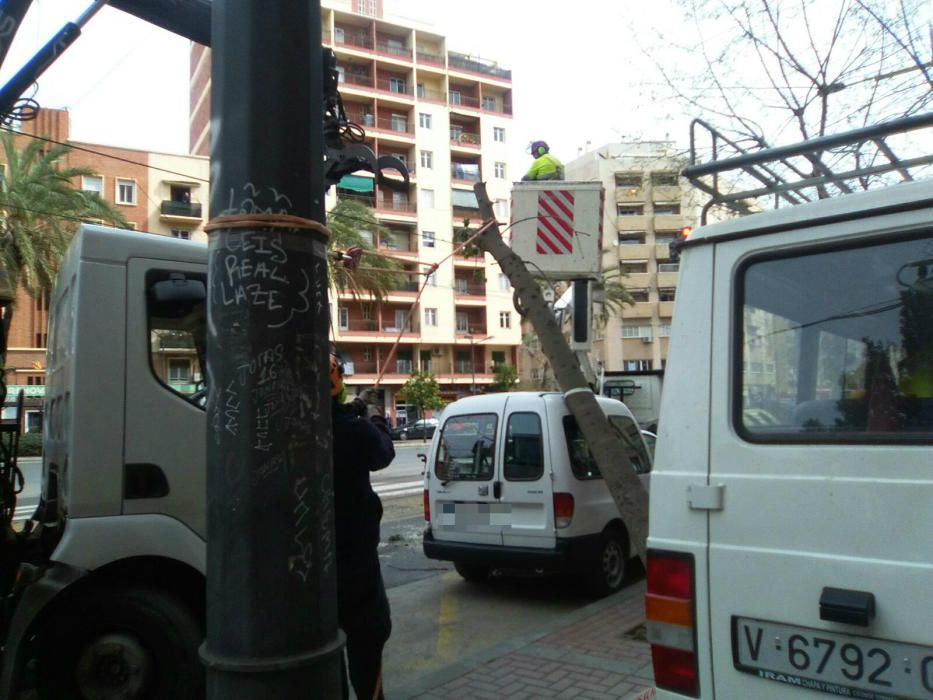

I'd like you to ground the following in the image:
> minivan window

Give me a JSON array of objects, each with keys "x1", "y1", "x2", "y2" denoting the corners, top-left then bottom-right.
[
  {"x1": 737, "y1": 232, "x2": 933, "y2": 441},
  {"x1": 435, "y1": 413, "x2": 498, "y2": 481},
  {"x1": 564, "y1": 414, "x2": 651, "y2": 479},
  {"x1": 503, "y1": 412, "x2": 543, "y2": 481}
]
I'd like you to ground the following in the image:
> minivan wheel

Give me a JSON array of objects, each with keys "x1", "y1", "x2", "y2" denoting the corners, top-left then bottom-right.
[
  {"x1": 586, "y1": 529, "x2": 627, "y2": 597},
  {"x1": 454, "y1": 561, "x2": 490, "y2": 583}
]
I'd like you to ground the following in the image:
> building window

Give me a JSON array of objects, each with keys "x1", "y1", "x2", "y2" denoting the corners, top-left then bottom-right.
[
  {"x1": 499, "y1": 311, "x2": 512, "y2": 329},
  {"x1": 361, "y1": 304, "x2": 372, "y2": 320},
  {"x1": 617, "y1": 204, "x2": 644, "y2": 216},
  {"x1": 659, "y1": 323, "x2": 672, "y2": 337},
  {"x1": 655, "y1": 231, "x2": 680, "y2": 245},
  {"x1": 338, "y1": 307, "x2": 349, "y2": 330},
  {"x1": 362, "y1": 347, "x2": 373, "y2": 362},
  {"x1": 615, "y1": 173, "x2": 642, "y2": 188},
  {"x1": 618, "y1": 232, "x2": 646, "y2": 245},
  {"x1": 427, "y1": 272, "x2": 437, "y2": 286},
  {"x1": 651, "y1": 172, "x2": 679, "y2": 187},
  {"x1": 659, "y1": 287, "x2": 676, "y2": 302},
  {"x1": 448, "y1": 90, "x2": 461, "y2": 105},
  {"x1": 494, "y1": 161, "x2": 507, "y2": 179},
  {"x1": 625, "y1": 359, "x2": 653, "y2": 371},
  {"x1": 493, "y1": 127, "x2": 506, "y2": 143},
  {"x1": 389, "y1": 77, "x2": 406, "y2": 93},
  {"x1": 494, "y1": 199, "x2": 508, "y2": 219},
  {"x1": 629, "y1": 288, "x2": 649, "y2": 302},
  {"x1": 425, "y1": 307, "x2": 438, "y2": 326},
  {"x1": 168, "y1": 358, "x2": 192, "y2": 383},
  {"x1": 653, "y1": 203, "x2": 681, "y2": 215},
  {"x1": 658, "y1": 260, "x2": 680, "y2": 272},
  {"x1": 456, "y1": 312, "x2": 469, "y2": 332},
  {"x1": 620, "y1": 260, "x2": 648, "y2": 274},
  {"x1": 116, "y1": 178, "x2": 136, "y2": 205},
  {"x1": 170, "y1": 229, "x2": 191, "y2": 240},
  {"x1": 418, "y1": 112, "x2": 432, "y2": 129},
  {"x1": 417, "y1": 83, "x2": 425, "y2": 98},
  {"x1": 450, "y1": 125, "x2": 463, "y2": 141},
  {"x1": 482, "y1": 96, "x2": 496, "y2": 111},
  {"x1": 390, "y1": 113, "x2": 407, "y2": 131},
  {"x1": 419, "y1": 189, "x2": 434, "y2": 209},
  {"x1": 499, "y1": 273, "x2": 510, "y2": 291},
  {"x1": 420, "y1": 150, "x2": 433, "y2": 169},
  {"x1": 421, "y1": 230, "x2": 435, "y2": 248},
  {"x1": 82, "y1": 175, "x2": 103, "y2": 196},
  {"x1": 622, "y1": 325, "x2": 653, "y2": 339}
]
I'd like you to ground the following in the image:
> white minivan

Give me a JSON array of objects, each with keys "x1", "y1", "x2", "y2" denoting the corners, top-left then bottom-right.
[
  {"x1": 647, "y1": 180, "x2": 933, "y2": 698},
  {"x1": 422, "y1": 392, "x2": 652, "y2": 595}
]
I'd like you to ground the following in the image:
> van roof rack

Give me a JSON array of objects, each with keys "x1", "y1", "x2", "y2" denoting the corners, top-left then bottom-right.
[{"x1": 683, "y1": 112, "x2": 933, "y2": 224}]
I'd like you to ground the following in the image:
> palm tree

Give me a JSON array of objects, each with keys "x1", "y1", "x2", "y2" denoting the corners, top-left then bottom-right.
[
  {"x1": 593, "y1": 271, "x2": 633, "y2": 328},
  {"x1": 326, "y1": 197, "x2": 402, "y2": 302},
  {"x1": 0, "y1": 132, "x2": 128, "y2": 298}
]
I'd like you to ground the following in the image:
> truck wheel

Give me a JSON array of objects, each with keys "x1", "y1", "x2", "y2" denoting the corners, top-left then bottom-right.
[
  {"x1": 454, "y1": 561, "x2": 490, "y2": 583},
  {"x1": 34, "y1": 586, "x2": 203, "y2": 700},
  {"x1": 586, "y1": 528, "x2": 627, "y2": 597}
]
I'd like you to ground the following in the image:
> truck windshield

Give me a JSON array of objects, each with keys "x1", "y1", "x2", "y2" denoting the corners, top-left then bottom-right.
[
  {"x1": 737, "y1": 231, "x2": 933, "y2": 441},
  {"x1": 435, "y1": 413, "x2": 497, "y2": 481},
  {"x1": 146, "y1": 270, "x2": 208, "y2": 408}
]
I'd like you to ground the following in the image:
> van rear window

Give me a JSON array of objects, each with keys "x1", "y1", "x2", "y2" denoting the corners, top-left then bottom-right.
[
  {"x1": 564, "y1": 414, "x2": 651, "y2": 479},
  {"x1": 736, "y1": 231, "x2": 933, "y2": 442},
  {"x1": 435, "y1": 413, "x2": 498, "y2": 481}
]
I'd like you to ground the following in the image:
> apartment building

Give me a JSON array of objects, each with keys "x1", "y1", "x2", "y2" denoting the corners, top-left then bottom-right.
[
  {"x1": 519, "y1": 142, "x2": 698, "y2": 389},
  {"x1": 1, "y1": 108, "x2": 209, "y2": 430},
  {"x1": 189, "y1": 0, "x2": 521, "y2": 423}
]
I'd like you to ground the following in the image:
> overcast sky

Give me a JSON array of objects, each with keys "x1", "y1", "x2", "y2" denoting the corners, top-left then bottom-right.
[{"x1": 0, "y1": 1, "x2": 696, "y2": 173}]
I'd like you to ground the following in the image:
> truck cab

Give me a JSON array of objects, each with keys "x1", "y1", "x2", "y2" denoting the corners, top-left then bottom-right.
[{"x1": 2, "y1": 225, "x2": 209, "y2": 699}]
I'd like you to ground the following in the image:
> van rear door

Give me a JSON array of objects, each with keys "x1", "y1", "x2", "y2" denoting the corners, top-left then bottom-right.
[
  {"x1": 429, "y1": 408, "x2": 502, "y2": 546},
  {"x1": 707, "y1": 211, "x2": 933, "y2": 699},
  {"x1": 497, "y1": 394, "x2": 555, "y2": 549}
]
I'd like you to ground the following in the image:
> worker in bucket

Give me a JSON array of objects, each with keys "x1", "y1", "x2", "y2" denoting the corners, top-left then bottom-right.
[
  {"x1": 523, "y1": 139, "x2": 565, "y2": 181},
  {"x1": 330, "y1": 353, "x2": 394, "y2": 700}
]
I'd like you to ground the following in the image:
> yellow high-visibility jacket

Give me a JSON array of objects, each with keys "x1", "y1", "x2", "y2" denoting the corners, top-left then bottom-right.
[{"x1": 524, "y1": 153, "x2": 565, "y2": 181}]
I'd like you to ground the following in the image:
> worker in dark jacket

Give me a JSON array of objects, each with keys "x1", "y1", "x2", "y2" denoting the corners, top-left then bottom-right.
[
  {"x1": 330, "y1": 354, "x2": 394, "y2": 700},
  {"x1": 522, "y1": 140, "x2": 564, "y2": 181}
]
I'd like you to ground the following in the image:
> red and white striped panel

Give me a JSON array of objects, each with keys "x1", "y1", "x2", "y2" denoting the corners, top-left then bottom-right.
[{"x1": 535, "y1": 190, "x2": 575, "y2": 255}]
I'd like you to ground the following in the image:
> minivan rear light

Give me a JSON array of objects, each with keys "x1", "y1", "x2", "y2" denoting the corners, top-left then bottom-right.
[
  {"x1": 423, "y1": 489, "x2": 430, "y2": 522},
  {"x1": 646, "y1": 549, "x2": 699, "y2": 697},
  {"x1": 553, "y1": 492, "x2": 574, "y2": 528}
]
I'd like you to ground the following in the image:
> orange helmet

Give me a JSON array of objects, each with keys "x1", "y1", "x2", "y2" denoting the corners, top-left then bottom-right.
[{"x1": 329, "y1": 353, "x2": 345, "y2": 397}]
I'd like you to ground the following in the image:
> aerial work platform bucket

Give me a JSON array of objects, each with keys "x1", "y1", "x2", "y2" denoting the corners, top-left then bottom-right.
[{"x1": 509, "y1": 181, "x2": 605, "y2": 280}]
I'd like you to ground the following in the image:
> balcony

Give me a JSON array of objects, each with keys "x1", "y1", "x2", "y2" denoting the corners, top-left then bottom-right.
[
  {"x1": 654, "y1": 214, "x2": 685, "y2": 230},
  {"x1": 659, "y1": 301, "x2": 676, "y2": 317},
  {"x1": 160, "y1": 201, "x2": 202, "y2": 219},
  {"x1": 416, "y1": 49, "x2": 445, "y2": 67},
  {"x1": 448, "y1": 51, "x2": 512, "y2": 81},
  {"x1": 617, "y1": 215, "x2": 649, "y2": 231},
  {"x1": 450, "y1": 133, "x2": 481, "y2": 150},
  {"x1": 451, "y1": 163, "x2": 481, "y2": 183},
  {"x1": 375, "y1": 78, "x2": 414, "y2": 97},
  {"x1": 454, "y1": 325, "x2": 488, "y2": 337},
  {"x1": 448, "y1": 93, "x2": 481, "y2": 111},
  {"x1": 373, "y1": 115, "x2": 414, "y2": 136},
  {"x1": 652, "y1": 185, "x2": 682, "y2": 202},
  {"x1": 375, "y1": 39, "x2": 412, "y2": 60},
  {"x1": 657, "y1": 270, "x2": 680, "y2": 287},
  {"x1": 616, "y1": 187, "x2": 644, "y2": 203},
  {"x1": 454, "y1": 283, "x2": 486, "y2": 298},
  {"x1": 334, "y1": 30, "x2": 374, "y2": 52},
  {"x1": 622, "y1": 302, "x2": 654, "y2": 319},
  {"x1": 617, "y1": 243, "x2": 651, "y2": 260},
  {"x1": 655, "y1": 243, "x2": 671, "y2": 259},
  {"x1": 341, "y1": 72, "x2": 374, "y2": 89},
  {"x1": 374, "y1": 198, "x2": 417, "y2": 219}
]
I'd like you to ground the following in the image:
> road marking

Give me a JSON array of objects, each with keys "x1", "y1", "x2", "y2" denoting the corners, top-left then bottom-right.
[{"x1": 13, "y1": 505, "x2": 36, "y2": 522}]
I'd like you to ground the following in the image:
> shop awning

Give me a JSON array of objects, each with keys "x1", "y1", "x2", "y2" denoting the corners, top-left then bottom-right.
[{"x1": 338, "y1": 174, "x2": 374, "y2": 193}]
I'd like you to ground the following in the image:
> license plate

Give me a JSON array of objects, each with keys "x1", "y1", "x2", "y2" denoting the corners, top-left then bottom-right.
[{"x1": 733, "y1": 617, "x2": 933, "y2": 700}]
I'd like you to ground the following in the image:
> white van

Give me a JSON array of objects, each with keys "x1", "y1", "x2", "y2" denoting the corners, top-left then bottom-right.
[
  {"x1": 646, "y1": 180, "x2": 933, "y2": 698},
  {"x1": 422, "y1": 392, "x2": 652, "y2": 595}
]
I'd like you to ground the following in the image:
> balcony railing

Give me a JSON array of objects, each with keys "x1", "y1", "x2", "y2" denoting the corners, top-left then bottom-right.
[
  {"x1": 374, "y1": 116, "x2": 413, "y2": 134},
  {"x1": 376, "y1": 40, "x2": 412, "y2": 59},
  {"x1": 417, "y1": 87, "x2": 447, "y2": 102},
  {"x1": 335, "y1": 31, "x2": 374, "y2": 51},
  {"x1": 455, "y1": 325, "x2": 487, "y2": 336},
  {"x1": 450, "y1": 133, "x2": 481, "y2": 148},
  {"x1": 375, "y1": 78, "x2": 414, "y2": 96},
  {"x1": 161, "y1": 201, "x2": 202, "y2": 218},
  {"x1": 391, "y1": 280, "x2": 420, "y2": 292},
  {"x1": 454, "y1": 283, "x2": 486, "y2": 296},
  {"x1": 448, "y1": 93, "x2": 481, "y2": 110},
  {"x1": 448, "y1": 51, "x2": 512, "y2": 80},
  {"x1": 375, "y1": 199, "x2": 416, "y2": 214},
  {"x1": 341, "y1": 72, "x2": 374, "y2": 89},
  {"x1": 416, "y1": 50, "x2": 444, "y2": 66},
  {"x1": 347, "y1": 360, "x2": 379, "y2": 374}
]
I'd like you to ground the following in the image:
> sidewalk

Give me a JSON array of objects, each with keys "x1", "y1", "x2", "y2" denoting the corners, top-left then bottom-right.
[{"x1": 393, "y1": 581, "x2": 655, "y2": 700}]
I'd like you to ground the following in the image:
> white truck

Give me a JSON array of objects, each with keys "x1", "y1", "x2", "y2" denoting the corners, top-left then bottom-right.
[
  {"x1": 1, "y1": 225, "x2": 208, "y2": 699},
  {"x1": 646, "y1": 115, "x2": 933, "y2": 699}
]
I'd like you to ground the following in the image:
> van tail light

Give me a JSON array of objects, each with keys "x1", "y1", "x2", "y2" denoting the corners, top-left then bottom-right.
[
  {"x1": 553, "y1": 492, "x2": 574, "y2": 528},
  {"x1": 646, "y1": 549, "x2": 699, "y2": 696},
  {"x1": 423, "y1": 489, "x2": 430, "y2": 522}
]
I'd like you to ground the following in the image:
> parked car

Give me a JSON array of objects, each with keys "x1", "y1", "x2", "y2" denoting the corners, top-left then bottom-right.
[
  {"x1": 394, "y1": 418, "x2": 438, "y2": 441},
  {"x1": 422, "y1": 392, "x2": 652, "y2": 596}
]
